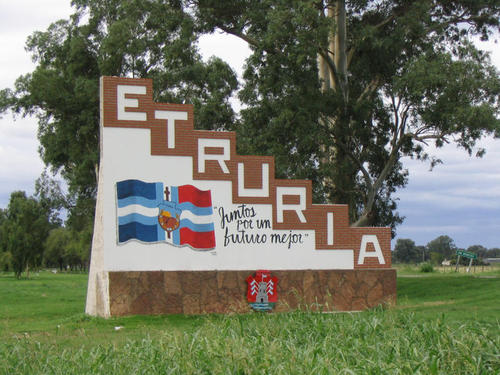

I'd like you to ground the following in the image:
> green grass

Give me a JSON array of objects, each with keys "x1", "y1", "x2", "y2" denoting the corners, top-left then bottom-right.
[
  {"x1": 394, "y1": 263, "x2": 500, "y2": 276},
  {"x1": 0, "y1": 272, "x2": 206, "y2": 347},
  {"x1": 0, "y1": 270, "x2": 499, "y2": 374},
  {"x1": 397, "y1": 275, "x2": 500, "y2": 323},
  {"x1": 0, "y1": 272, "x2": 87, "y2": 333}
]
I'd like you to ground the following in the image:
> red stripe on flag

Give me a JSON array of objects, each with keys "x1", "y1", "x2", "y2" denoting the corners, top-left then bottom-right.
[
  {"x1": 178, "y1": 185, "x2": 212, "y2": 207},
  {"x1": 179, "y1": 227, "x2": 216, "y2": 249}
]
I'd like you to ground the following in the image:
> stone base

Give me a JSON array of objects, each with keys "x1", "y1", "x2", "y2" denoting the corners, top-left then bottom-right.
[{"x1": 108, "y1": 269, "x2": 396, "y2": 315}]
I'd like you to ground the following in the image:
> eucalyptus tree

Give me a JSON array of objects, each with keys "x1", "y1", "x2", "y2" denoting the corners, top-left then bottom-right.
[{"x1": 193, "y1": 0, "x2": 500, "y2": 231}]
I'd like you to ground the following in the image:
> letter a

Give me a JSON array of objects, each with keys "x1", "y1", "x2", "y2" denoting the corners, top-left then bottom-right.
[{"x1": 358, "y1": 235, "x2": 385, "y2": 265}]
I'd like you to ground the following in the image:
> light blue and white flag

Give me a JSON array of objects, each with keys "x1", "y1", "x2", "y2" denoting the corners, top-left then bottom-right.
[{"x1": 116, "y1": 179, "x2": 215, "y2": 249}]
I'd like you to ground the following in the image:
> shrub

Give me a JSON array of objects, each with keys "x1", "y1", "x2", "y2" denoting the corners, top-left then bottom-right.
[
  {"x1": 0, "y1": 251, "x2": 12, "y2": 271},
  {"x1": 420, "y1": 262, "x2": 434, "y2": 273}
]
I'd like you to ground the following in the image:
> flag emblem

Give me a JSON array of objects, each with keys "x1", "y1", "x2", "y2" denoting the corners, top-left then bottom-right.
[{"x1": 116, "y1": 179, "x2": 215, "y2": 250}]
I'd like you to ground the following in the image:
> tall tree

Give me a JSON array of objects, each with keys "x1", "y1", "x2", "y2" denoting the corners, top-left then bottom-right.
[
  {"x1": 467, "y1": 244, "x2": 488, "y2": 259},
  {"x1": 194, "y1": 0, "x2": 500, "y2": 232},
  {"x1": 426, "y1": 235, "x2": 457, "y2": 260},
  {"x1": 34, "y1": 170, "x2": 66, "y2": 226},
  {"x1": 0, "y1": 0, "x2": 238, "y2": 229},
  {"x1": 44, "y1": 227, "x2": 71, "y2": 271},
  {"x1": 393, "y1": 238, "x2": 420, "y2": 263},
  {"x1": 0, "y1": 209, "x2": 9, "y2": 271},
  {"x1": 0, "y1": 208, "x2": 6, "y2": 251},
  {"x1": 2, "y1": 191, "x2": 55, "y2": 278}
]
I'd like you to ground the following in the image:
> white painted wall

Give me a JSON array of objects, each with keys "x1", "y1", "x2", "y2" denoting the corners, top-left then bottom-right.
[{"x1": 101, "y1": 127, "x2": 354, "y2": 271}]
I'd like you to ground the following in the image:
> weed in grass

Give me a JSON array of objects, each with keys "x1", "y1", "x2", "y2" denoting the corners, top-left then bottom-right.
[{"x1": 1, "y1": 311, "x2": 499, "y2": 374}]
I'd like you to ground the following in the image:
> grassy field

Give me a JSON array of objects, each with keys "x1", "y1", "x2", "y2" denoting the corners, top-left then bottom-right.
[{"x1": 0, "y1": 268, "x2": 499, "y2": 374}]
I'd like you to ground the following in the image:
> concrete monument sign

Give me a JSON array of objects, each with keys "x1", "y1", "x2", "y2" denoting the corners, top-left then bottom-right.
[{"x1": 86, "y1": 76, "x2": 396, "y2": 316}]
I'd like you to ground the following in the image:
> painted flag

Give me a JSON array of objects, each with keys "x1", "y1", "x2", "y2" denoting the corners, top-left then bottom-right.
[
  {"x1": 116, "y1": 179, "x2": 215, "y2": 250},
  {"x1": 170, "y1": 184, "x2": 216, "y2": 249}
]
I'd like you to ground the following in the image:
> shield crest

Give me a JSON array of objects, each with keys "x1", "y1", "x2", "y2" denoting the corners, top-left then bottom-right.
[{"x1": 246, "y1": 270, "x2": 278, "y2": 311}]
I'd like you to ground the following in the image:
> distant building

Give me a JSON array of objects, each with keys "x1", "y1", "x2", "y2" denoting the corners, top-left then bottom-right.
[
  {"x1": 484, "y1": 258, "x2": 500, "y2": 264},
  {"x1": 441, "y1": 259, "x2": 451, "y2": 266}
]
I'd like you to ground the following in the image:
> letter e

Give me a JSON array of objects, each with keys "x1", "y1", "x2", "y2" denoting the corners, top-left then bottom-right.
[{"x1": 116, "y1": 85, "x2": 147, "y2": 121}]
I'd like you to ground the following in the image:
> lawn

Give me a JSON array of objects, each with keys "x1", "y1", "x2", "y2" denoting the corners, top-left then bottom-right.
[{"x1": 0, "y1": 269, "x2": 498, "y2": 374}]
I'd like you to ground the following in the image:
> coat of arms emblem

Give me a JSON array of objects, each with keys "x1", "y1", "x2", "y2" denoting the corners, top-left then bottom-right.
[{"x1": 246, "y1": 270, "x2": 278, "y2": 311}]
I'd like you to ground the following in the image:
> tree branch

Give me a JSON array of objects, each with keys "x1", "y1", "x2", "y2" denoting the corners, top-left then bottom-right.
[
  {"x1": 336, "y1": 137, "x2": 373, "y2": 192},
  {"x1": 318, "y1": 48, "x2": 341, "y2": 91},
  {"x1": 217, "y1": 25, "x2": 260, "y2": 49},
  {"x1": 353, "y1": 105, "x2": 411, "y2": 227},
  {"x1": 357, "y1": 75, "x2": 381, "y2": 103}
]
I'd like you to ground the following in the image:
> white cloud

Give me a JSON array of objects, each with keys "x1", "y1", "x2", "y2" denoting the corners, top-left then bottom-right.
[
  {"x1": 0, "y1": 0, "x2": 73, "y2": 207},
  {"x1": 198, "y1": 33, "x2": 251, "y2": 79},
  {"x1": 399, "y1": 225, "x2": 468, "y2": 234},
  {"x1": 396, "y1": 137, "x2": 500, "y2": 221}
]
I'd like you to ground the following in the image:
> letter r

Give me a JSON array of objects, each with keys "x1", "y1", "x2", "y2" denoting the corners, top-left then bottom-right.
[
  {"x1": 276, "y1": 187, "x2": 307, "y2": 223},
  {"x1": 198, "y1": 138, "x2": 231, "y2": 174}
]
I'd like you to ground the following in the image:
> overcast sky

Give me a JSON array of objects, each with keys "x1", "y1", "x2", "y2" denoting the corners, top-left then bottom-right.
[{"x1": 1, "y1": 0, "x2": 499, "y2": 249}]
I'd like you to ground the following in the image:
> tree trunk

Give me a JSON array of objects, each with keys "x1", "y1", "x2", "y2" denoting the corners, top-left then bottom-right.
[
  {"x1": 317, "y1": 54, "x2": 330, "y2": 92},
  {"x1": 317, "y1": 1, "x2": 358, "y2": 222},
  {"x1": 332, "y1": 0, "x2": 347, "y2": 99}
]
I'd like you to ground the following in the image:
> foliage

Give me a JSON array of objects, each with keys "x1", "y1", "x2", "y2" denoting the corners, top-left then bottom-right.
[
  {"x1": 467, "y1": 244, "x2": 488, "y2": 258},
  {"x1": 44, "y1": 228, "x2": 71, "y2": 270},
  {"x1": 34, "y1": 171, "x2": 67, "y2": 226},
  {"x1": 0, "y1": 252, "x2": 12, "y2": 272},
  {"x1": 65, "y1": 227, "x2": 92, "y2": 271},
  {"x1": 395, "y1": 234, "x2": 500, "y2": 265},
  {"x1": 44, "y1": 226, "x2": 92, "y2": 271},
  {"x1": 429, "y1": 251, "x2": 444, "y2": 265},
  {"x1": 426, "y1": 235, "x2": 457, "y2": 259},
  {"x1": 0, "y1": 0, "x2": 238, "y2": 231},
  {"x1": 0, "y1": 209, "x2": 6, "y2": 254},
  {"x1": 193, "y1": 0, "x2": 500, "y2": 232},
  {"x1": 419, "y1": 262, "x2": 434, "y2": 273},
  {"x1": 487, "y1": 248, "x2": 500, "y2": 258},
  {"x1": 1, "y1": 192, "x2": 57, "y2": 278},
  {"x1": 393, "y1": 238, "x2": 420, "y2": 263}
]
